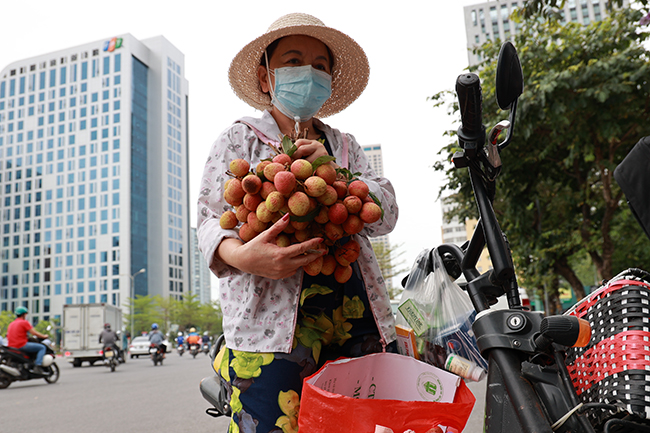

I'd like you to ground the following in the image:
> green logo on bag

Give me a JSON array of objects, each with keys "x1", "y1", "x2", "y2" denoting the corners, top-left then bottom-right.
[
  {"x1": 398, "y1": 299, "x2": 429, "y2": 336},
  {"x1": 416, "y1": 372, "x2": 443, "y2": 402}
]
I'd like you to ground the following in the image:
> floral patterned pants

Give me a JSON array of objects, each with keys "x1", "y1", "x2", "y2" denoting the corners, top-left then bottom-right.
[{"x1": 219, "y1": 264, "x2": 395, "y2": 433}]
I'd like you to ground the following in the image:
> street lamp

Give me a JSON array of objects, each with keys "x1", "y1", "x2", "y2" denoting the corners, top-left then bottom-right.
[{"x1": 129, "y1": 268, "x2": 146, "y2": 342}]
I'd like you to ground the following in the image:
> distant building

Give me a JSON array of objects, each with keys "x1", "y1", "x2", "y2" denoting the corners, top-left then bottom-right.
[
  {"x1": 0, "y1": 34, "x2": 190, "y2": 324},
  {"x1": 190, "y1": 227, "x2": 211, "y2": 304},
  {"x1": 361, "y1": 144, "x2": 392, "y2": 290},
  {"x1": 463, "y1": 0, "x2": 628, "y2": 66},
  {"x1": 441, "y1": 196, "x2": 492, "y2": 274}
]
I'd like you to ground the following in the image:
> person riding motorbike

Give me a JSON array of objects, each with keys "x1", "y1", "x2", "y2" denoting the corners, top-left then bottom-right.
[
  {"x1": 6, "y1": 307, "x2": 49, "y2": 374},
  {"x1": 148, "y1": 323, "x2": 166, "y2": 356},
  {"x1": 201, "y1": 331, "x2": 211, "y2": 349},
  {"x1": 186, "y1": 327, "x2": 200, "y2": 349},
  {"x1": 99, "y1": 323, "x2": 123, "y2": 362},
  {"x1": 176, "y1": 331, "x2": 184, "y2": 346}
]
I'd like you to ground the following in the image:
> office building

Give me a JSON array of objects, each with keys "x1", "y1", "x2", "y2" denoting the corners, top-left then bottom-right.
[
  {"x1": 0, "y1": 34, "x2": 190, "y2": 325},
  {"x1": 361, "y1": 144, "x2": 393, "y2": 289},
  {"x1": 190, "y1": 227, "x2": 211, "y2": 304},
  {"x1": 463, "y1": 0, "x2": 628, "y2": 66}
]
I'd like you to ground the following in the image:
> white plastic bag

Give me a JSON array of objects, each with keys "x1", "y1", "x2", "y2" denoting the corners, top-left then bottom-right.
[{"x1": 396, "y1": 249, "x2": 487, "y2": 378}]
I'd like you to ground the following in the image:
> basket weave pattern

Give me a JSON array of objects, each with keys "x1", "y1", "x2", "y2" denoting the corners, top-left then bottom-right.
[{"x1": 565, "y1": 270, "x2": 650, "y2": 422}]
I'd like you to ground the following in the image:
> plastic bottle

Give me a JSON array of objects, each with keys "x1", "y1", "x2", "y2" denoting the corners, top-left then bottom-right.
[{"x1": 445, "y1": 353, "x2": 486, "y2": 382}]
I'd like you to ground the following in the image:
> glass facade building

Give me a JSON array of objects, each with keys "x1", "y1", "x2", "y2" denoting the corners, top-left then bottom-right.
[{"x1": 0, "y1": 34, "x2": 190, "y2": 325}]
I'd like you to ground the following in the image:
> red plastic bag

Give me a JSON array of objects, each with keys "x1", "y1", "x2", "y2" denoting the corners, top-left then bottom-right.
[{"x1": 298, "y1": 353, "x2": 476, "y2": 433}]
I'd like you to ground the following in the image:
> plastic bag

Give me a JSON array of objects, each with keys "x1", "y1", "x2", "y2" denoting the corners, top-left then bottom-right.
[
  {"x1": 396, "y1": 248, "x2": 488, "y2": 378},
  {"x1": 298, "y1": 352, "x2": 476, "y2": 433}
]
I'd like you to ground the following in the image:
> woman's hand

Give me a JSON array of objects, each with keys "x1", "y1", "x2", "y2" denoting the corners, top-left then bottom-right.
[
  {"x1": 215, "y1": 213, "x2": 325, "y2": 280},
  {"x1": 292, "y1": 139, "x2": 330, "y2": 164}
]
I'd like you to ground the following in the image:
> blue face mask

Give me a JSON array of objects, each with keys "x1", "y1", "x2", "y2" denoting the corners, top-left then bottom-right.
[{"x1": 269, "y1": 65, "x2": 332, "y2": 123}]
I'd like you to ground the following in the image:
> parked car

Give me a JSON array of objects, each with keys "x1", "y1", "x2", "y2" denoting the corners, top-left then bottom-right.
[{"x1": 129, "y1": 335, "x2": 172, "y2": 358}]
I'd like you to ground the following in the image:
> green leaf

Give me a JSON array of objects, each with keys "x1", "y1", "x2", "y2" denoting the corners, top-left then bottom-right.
[
  {"x1": 311, "y1": 155, "x2": 336, "y2": 171},
  {"x1": 300, "y1": 284, "x2": 334, "y2": 306},
  {"x1": 281, "y1": 135, "x2": 297, "y2": 157}
]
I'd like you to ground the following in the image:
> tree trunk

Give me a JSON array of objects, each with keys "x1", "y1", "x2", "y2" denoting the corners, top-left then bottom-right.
[{"x1": 553, "y1": 257, "x2": 587, "y2": 300}]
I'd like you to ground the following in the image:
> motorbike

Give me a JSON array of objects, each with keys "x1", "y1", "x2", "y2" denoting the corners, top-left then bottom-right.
[
  {"x1": 202, "y1": 342, "x2": 210, "y2": 355},
  {"x1": 189, "y1": 342, "x2": 200, "y2": 359},
  {"x1": 149, "y1": 343, "x2": 164, "y2": 366},
  {"x1": 200, "y1": 334, "x2": 231, "y2": 418},
  {"x1": 406, "y1": 41, "x2": 650, "y2": 433},
  {"x1": 177, "y1": 343, "x2": 185, "y2": 357},
  {"x1": 0, "y1": 336, "x2": 60, "y2": 389},
  {"x1": 102, "y1": 345, "x2": 119, "y2": 372}
]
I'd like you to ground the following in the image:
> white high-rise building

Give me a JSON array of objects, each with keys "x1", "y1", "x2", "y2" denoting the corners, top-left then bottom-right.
[
  {"x1": 361, "y1": 144, "x2": 389, "y2": 252},
  {"x1": 190, "y1": 227, "x2": 211, "y2": 304},
  {"x1": 463, "y1": 0, "x2": 627, "y2": 66},
  {"x1": 0, "y1": 34, "x2": 190, "y2": 325}
]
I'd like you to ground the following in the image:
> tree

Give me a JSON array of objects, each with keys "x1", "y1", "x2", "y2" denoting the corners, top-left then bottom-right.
[
  {"x1": 0, "y1": 310, "x2": 13, "y2": 336},
  {"x1": 433, "y1": 8, "x2": 650, "y2": 308},
  {"x1": 371, "y1": 242, "x2": 410, "y2": 299},
  {"x1": 518, "y1": 0, "x2": 649, "y2": 20}
]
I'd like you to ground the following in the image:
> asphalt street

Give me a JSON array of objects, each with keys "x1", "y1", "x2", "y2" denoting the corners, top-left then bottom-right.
[
  {"x1": 0, "y1": 351, "x2": 230, "y2": 433},
  {"x1": 0, "y1": 350, "x2": 486, "y2": 433}
]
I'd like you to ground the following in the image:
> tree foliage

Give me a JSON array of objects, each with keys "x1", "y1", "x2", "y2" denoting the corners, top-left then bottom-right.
[
  {"x1": 123, "y1": 294, "x2": 223, "y2": 337},
  {"x1": 433, "y1": 8, "x2": 650, "y2": 310},
  {"x1": 371, "y1": 242, "x2": 410, "y2": 299}
]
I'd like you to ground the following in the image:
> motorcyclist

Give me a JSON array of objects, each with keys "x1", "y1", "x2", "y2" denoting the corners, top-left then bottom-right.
[
  {"x1": 201, "y1": 331, "x2": 211, "y2": 349},
  {"x1": 148, "y1": 323, "x2": 166, "y2": 357},
  {"x1": 6, "y1": 307, "x2": 49, "y2": 374},
  {"x1": 99, "y1": 323, "x2": 123, "y2": 362},
  {"x1": 186, "y1": 327, "x2": 200, "y2": 349},
  {"x1": 176, "y1": 331, "x2": 184, "y2": 347}
]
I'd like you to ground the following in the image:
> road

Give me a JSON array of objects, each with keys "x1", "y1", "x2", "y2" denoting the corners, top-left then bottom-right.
[
  {"x1": 1, "y1": 351, "x2": 230, "y2": 433},
  {"x1": 0, "y1": 351, "x2": 486, "y2": 433}
]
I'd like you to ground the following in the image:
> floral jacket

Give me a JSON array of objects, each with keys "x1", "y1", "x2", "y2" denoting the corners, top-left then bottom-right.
[{"x1": 196, "y1": 111, "x2": 398, "y2": 353}]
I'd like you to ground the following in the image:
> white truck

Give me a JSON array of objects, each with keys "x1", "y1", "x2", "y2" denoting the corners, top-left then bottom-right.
[{"x1": 62, "y1": 303, "x2": 123, "y2": 367}]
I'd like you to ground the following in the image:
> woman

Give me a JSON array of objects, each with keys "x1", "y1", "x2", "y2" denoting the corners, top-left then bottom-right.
[{"x1": 197, "y1": 13, "x2": 398, "y2": 433}]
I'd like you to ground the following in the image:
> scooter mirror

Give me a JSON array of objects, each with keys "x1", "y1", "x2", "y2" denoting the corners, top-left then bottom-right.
[{"x1": 495, "y1": 42, "x2": 524, "y2": 110}]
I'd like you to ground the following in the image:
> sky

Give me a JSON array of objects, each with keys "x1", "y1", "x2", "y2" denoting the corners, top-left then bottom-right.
[{"x1": 0, "y1": 0, "x2": 486, "y2": 297}]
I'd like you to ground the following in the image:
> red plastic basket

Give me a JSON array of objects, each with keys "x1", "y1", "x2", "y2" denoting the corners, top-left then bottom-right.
[{"x1": 565, "y1": 268, "x2": 650, "y2": 424}]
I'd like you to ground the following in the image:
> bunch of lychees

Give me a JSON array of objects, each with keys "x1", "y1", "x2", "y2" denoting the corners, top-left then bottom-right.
[{"x1": 218, "y1": 133, "x2": 383, "y2": 283}]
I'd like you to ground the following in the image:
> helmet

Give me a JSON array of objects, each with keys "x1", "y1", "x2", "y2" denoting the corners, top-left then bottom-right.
[
  {"x1": 151, "y1": 323, "x2": 159, "y2": 330},
  {"x1": 104, "y1": 323, "x2": 111, "y2": 329},
  {"x1": 189, "y1": 327, "x2": 196, "y2": 333},
  {"x1": 177, "y1": 332, "x2": 182, "y2": 336},
  {"x1": 15, "y1": 306, "x2": 28, "y2": 316},
  {"x1": 204, "y1": 331, "x2": 208, "y2": 336}
]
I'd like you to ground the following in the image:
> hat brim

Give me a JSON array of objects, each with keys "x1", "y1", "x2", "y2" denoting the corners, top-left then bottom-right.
[{"x1": 228, "y1": 24, "x2": 369, "y2": 118}]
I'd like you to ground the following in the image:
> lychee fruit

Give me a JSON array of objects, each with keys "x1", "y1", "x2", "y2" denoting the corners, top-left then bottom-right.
[
  {"x1": 263, "y1": 162, "x2": 286, "y2": 182},
  {"x1": 265, "y1": 191, "x2": 285, "y2": 213},
  {"x1": 219, "y1": 211, "x2": 238, "y2": 229},
  {"x1": 343, "y1": 195, "x2": 363, "y2": 214},
  {"x1": 274, "y1": 171, "x2": 297, "y2": 196},
  {"x1": 304, "y1": 176, "x2": 327, "y2": 197},
  {"x1": 359, "y1": 202, "x2": 382, "y2": 224},
  {"x1": 348, "y1": 180, "x2": 369, "y2": 200},
  {"x1": 288, "y1": 191, "x2": 310, "y2": 216},
  {"x1": 342, "y1": 214, "x2": 364, "y2": 235},
  {"x1": 290, "y1": 159, "x2": 313, "y2": 180},
  {"x1": 327, "y1": 202, "x2": 348, "y2": 225},
  {"x1": 229, "y1": 159, "x2": 250, "y2": 177},
  {"x1": 242, "y1": 174, "x2": 262, "y2": 195},
  {"x1": 315, "y1": 164, "x2": 337, "y2": 185}
]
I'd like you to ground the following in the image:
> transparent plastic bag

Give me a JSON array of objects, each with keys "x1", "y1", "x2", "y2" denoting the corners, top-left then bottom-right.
[{"x1": 396, "y1": 249, "x2": 487, "y2": 380}]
